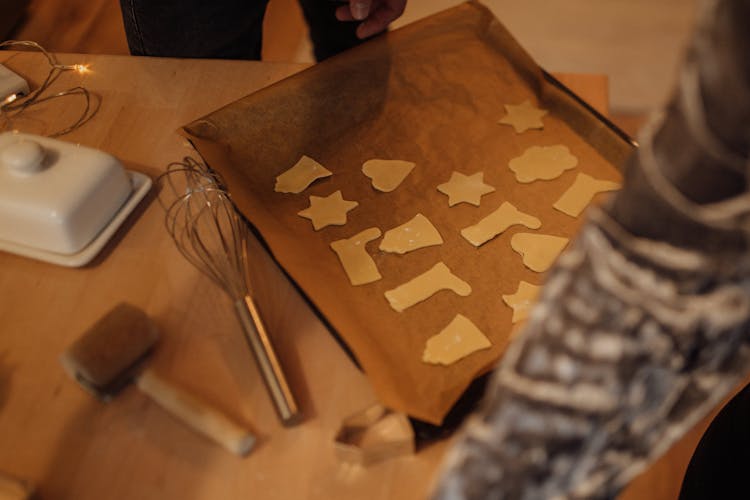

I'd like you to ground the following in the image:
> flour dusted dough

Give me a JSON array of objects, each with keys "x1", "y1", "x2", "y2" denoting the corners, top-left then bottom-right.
[
  {"x1": 461, "y1": 202, "x2": 541, "y2": 247},
  {"x1": 422, "y1": 314, "x2": 491, "y2": 366},
  {"x1": 502, "y1": 281, "x2": 541, "y2": 324},
  {"x1": 379, "y1": 213, "x2": 443, "y2": 255},
  {"x1": 498, "y1": 100, "x2": 548, "y2": 133},
  {"x1": 362, "y1": 159, "x2": 416, "y2": 192},
  {"x1": 511, "y1": 233, "x2": 569, "y2": 273},
  {"x1": 437, "y1": 171, "x2": 495, "y2": 207},
  {"x1": 385, "y1": 262, "x2": 471, "y2": 312},
  {"x1": 330, "y1": 227, "x2": 382, "y2": 286},
  {"x1": 508, "y1": 145, "x2": 578, "y2": 183},
  {"x1": 553, "y1": 172, "x2": 621, "y2": 217},
  {"x1": 297, "y1": 190, "x2": 358, "y2": 230},
  {"x1": 275, "y1": 155, "x2": 332, "y2": 193}
]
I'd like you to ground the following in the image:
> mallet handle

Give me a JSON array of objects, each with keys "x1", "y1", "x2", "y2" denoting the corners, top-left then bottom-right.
[{"x1": 136, "y1": 369, "x2": 256, "y2": 456}]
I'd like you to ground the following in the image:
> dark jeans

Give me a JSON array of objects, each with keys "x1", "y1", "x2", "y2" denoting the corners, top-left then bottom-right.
[
  {"x1": 119, "y1": 0, "x2": 363, "y2": 61},
  {"x1": 679, "y1": 382, "x2": 750, "y2": 499}
]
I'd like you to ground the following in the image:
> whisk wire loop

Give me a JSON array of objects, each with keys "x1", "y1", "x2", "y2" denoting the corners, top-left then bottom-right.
[{"x1": 157, "y1": 157, "x2": 299, "y2": 424}]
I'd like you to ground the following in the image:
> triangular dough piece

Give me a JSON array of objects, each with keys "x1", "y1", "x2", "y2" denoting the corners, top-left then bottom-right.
[
  {"x1": 380, "y1": 213, "x2": 443, "y2": 255},
  {"x1": 422, "y1": 314, "x2": 491, "y2": 366},
  {"x1": 275, "y1": 155, "x2": 332, "y2": 193}
]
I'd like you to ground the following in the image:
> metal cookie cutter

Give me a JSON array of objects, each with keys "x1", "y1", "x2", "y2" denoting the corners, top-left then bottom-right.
[{"x1": 334, "y1": 404, "x2": 415, "y2": 466}]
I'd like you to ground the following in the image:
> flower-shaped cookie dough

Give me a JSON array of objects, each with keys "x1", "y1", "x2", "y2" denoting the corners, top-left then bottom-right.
[
  {"x1": 297, "y1": 190, "x2": 358, "y2": 230},
  {"x1": 437, "y1": 171, "x2": 495, "y2": 207},
  {"x1": 498, "y1": 100, "x2": 548, "y2": 133},
  {"x1": 508, "y1": 145, "x2": 578, "y2": 183}
]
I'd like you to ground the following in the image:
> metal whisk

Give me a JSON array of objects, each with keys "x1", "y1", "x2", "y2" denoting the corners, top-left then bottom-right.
[{"x1": 158, "y1": 157, "x2": 299, "y2": 424}]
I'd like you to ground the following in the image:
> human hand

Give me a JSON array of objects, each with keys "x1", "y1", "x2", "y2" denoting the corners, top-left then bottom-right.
[{"x1": 335, "y1": 0, "x2": 408, "y2": 39}]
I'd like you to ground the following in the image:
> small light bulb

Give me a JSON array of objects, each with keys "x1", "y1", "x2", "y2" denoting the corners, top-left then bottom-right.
[
  {"x1": 73, "y1": 64, "x2": 90, "y2": 74},
  {"x1": 1, "y1": 94, "x2": 17, "y2": 107}
]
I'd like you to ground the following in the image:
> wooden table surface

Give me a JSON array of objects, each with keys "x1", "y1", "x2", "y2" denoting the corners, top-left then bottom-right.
[{"x1": 1, "y1": 50, "x2": 694, "y2": 500}]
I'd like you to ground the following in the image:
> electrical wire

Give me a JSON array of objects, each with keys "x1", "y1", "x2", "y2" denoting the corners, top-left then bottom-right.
[{"x1": 0, "y1": 40, "x2": 98, "y2": 137}]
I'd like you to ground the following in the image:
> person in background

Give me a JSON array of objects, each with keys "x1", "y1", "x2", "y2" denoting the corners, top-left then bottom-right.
[{"x1": 118, "y1": 0, "x2": 408, "y2": 62}]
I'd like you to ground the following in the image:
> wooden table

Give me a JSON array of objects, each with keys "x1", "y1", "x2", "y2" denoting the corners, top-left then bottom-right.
[{"x1": 0, "y1": 50, "x2": 692, "y2": 499}]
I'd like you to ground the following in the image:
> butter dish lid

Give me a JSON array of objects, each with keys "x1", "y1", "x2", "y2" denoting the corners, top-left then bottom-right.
[{"x1": 0, "y1": 132, "x2": 150, "y2": 265}]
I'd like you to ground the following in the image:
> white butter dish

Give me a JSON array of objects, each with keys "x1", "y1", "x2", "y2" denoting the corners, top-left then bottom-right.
[{"x1": 0, "y1": 132, "x2": 152, "y2": 266}]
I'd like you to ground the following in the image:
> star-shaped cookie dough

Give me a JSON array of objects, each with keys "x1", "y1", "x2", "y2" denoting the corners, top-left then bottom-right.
[
  {"x1": 297, "y1": 190, "x2": 358, "y2": 230},
  {"x1": 437, "y1": 171, "x2": 495, "y2": 207},
  {"x1": 498, "y1": 100, "x2": 548, "y2": 133}
]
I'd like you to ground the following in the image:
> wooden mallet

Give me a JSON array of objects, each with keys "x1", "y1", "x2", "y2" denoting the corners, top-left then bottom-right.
[{"x1": 61, "y1": 302, "x2": 255, "y2": 456}]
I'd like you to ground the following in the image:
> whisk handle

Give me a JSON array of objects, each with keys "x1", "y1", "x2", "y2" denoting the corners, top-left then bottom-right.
[{"x1": 234, "y1": 296, "x2": 300, "y2": 425}]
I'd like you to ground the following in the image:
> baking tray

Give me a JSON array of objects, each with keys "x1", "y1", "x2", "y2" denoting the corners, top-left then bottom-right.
[{"x1": 182, "y1": 1, "x2": 634, "y2": 425}]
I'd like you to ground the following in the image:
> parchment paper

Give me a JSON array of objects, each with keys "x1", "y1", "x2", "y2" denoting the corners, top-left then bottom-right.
[{"x1": 182, "y1": 1, "x2": 632, "y2": 425}]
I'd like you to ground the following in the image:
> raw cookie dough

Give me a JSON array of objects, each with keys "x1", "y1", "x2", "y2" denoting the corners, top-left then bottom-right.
[
  {"x1": 297, "y1": 190, "x2": 358, "y2": 230},
  {"x1": 275, "y1": 155, "x2": 332, "y2": 193},
  {"x1": 498, "y1": 100, "x2": 548, "y2": 133},
  {"x1": 362, "y1": 159, "x2": 416, "y2": 192},
  {"x1": 461, "y1": 202, "x2": 541, "y2": 247},
  {"x1": 502, "y1": 281, "x2": 541, "y2": 324},
  {"x1": 379, "y1": 213, "x2": 443, "y2": 254},
  {"x1": 385, "y1": 262, "x2": 471, "y2": 312},
  {"x1": 508, "y1": 145, "x2": 578, "y2": 183},
  {"x1": 553, "y1": 172, "x2": 621, "y2": 217},
  {"x1": 330, "y1": 227, "x2": 383, "y2": 286},
  {"x1": 437, "y1": 171, "x2": 496, "y2": 207},
  {"x1": 422, "y1": 314, "x2": 491, "y2": 366},
  {"x1": 510, "y1": 233, "x2": 569, "y2": 273}
]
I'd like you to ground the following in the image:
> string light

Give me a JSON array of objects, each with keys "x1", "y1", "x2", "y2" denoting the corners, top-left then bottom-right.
[
  {"x1": 1, "y1": 93, "x2": 17, "y2": 107},
  {"x1": 73, "y1": 64, "x2": 90, "y2": 74},
  {"x1": 0, "y1": 40, "x2": 98, "y2": 137}
]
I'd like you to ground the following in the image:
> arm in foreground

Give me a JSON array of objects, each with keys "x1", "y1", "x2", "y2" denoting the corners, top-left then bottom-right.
[{"x1": 432, "y1": 0, "x2": 750, "y2": 498}]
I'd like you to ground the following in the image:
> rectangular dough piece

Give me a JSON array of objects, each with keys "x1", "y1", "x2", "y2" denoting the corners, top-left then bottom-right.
[{"x1": 330, "y1": 227, "x2": 383, "y2": 286}]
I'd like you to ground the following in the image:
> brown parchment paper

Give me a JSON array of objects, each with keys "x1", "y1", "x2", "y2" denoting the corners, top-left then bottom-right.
[{"x1": 182, "y1": 1, "x2": 633, "y2": 425}]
